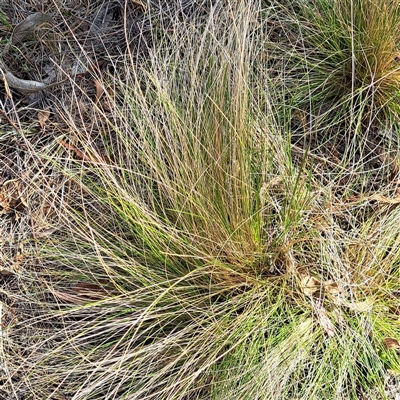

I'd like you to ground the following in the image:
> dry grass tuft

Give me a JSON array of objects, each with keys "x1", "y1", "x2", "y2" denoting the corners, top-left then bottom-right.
[{"x1": 1, "y1": 1, "x2": 399, "y2": 399}]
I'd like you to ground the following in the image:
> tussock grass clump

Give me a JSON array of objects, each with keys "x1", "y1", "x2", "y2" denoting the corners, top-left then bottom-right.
[
  {"x1": 268, "y1": 0, "x2": 400, "y2": 126},
  {"x1": 2, "y1": 1, "x2": 400, "y2": 399}
]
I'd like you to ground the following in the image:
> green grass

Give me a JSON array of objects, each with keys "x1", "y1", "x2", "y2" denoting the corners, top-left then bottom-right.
[
  {"x1": 266, "y1": 0, "x2": 400, "y2": 128},
  {"x1": 0, "y1": 8, "x2": 12, "y2": 30},
  {"x1": 3, "y1": 1, "x2": 400, "y2": 399}
]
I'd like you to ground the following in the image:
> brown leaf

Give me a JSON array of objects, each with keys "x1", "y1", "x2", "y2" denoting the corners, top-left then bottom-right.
[
  {"x1": 371, "y1": 193, "x2": 400, "y2": 205},
  {"x1": 57, "y1": 138, "x2": 109, "y2": 164},
  {"x1": 16, "y1": 180, "x2": 28, "y2": 208},
  {"x1": 13, "y1": 253, "x2": 24, "y2": 270},
  {"x1": 0, "y1": 268, "x2": 13, "y2": 276},
  {"x1": 324, "y1": 280, "x2": 340, "y2": 295},
  {"x1": 384, "y1": 337, "x2": 400, "y2": 349},
  {"x1": 315, "y1": 301, "x2": 335, "y2": 337},
  {"x1": 131, "y1": 0, "x2": 146, "y2": 8},
  {"x1": 38, "y1": 109, "x2": 50, "y2": 129},
  {"x1": 0, "y1": 180, "x2": 23, "y2": 212},
  {"x1": 94, "y1": 80, "x2": 104, "y2": 100},
  {"x1": 57, "y1": 139, "x2": 88, "y2": 161},
  {"x1": 300, "y1": 275, "x2": 321, "y2": 297},
  {"x1": 103, "y1": 88, "x2": 116, "y2": 112},
  {"x1": 71, "y1": 282, "x2": 108, "y2": 300},
  {"x1": 103, "y1": 99, "x2": 112, "y2": 112},
  {"x1": 0, "y1": 192, "x2": 9, "y2": 212},
  {"x1": 346, "y1": 299, "x2": 374, "y2": 312},
  {"x1": 42, "y1": 202, "x2": 54, "y2": 218},
  {"x1": 33, "y1": 225, "x2": 65, "y2": 239}
]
